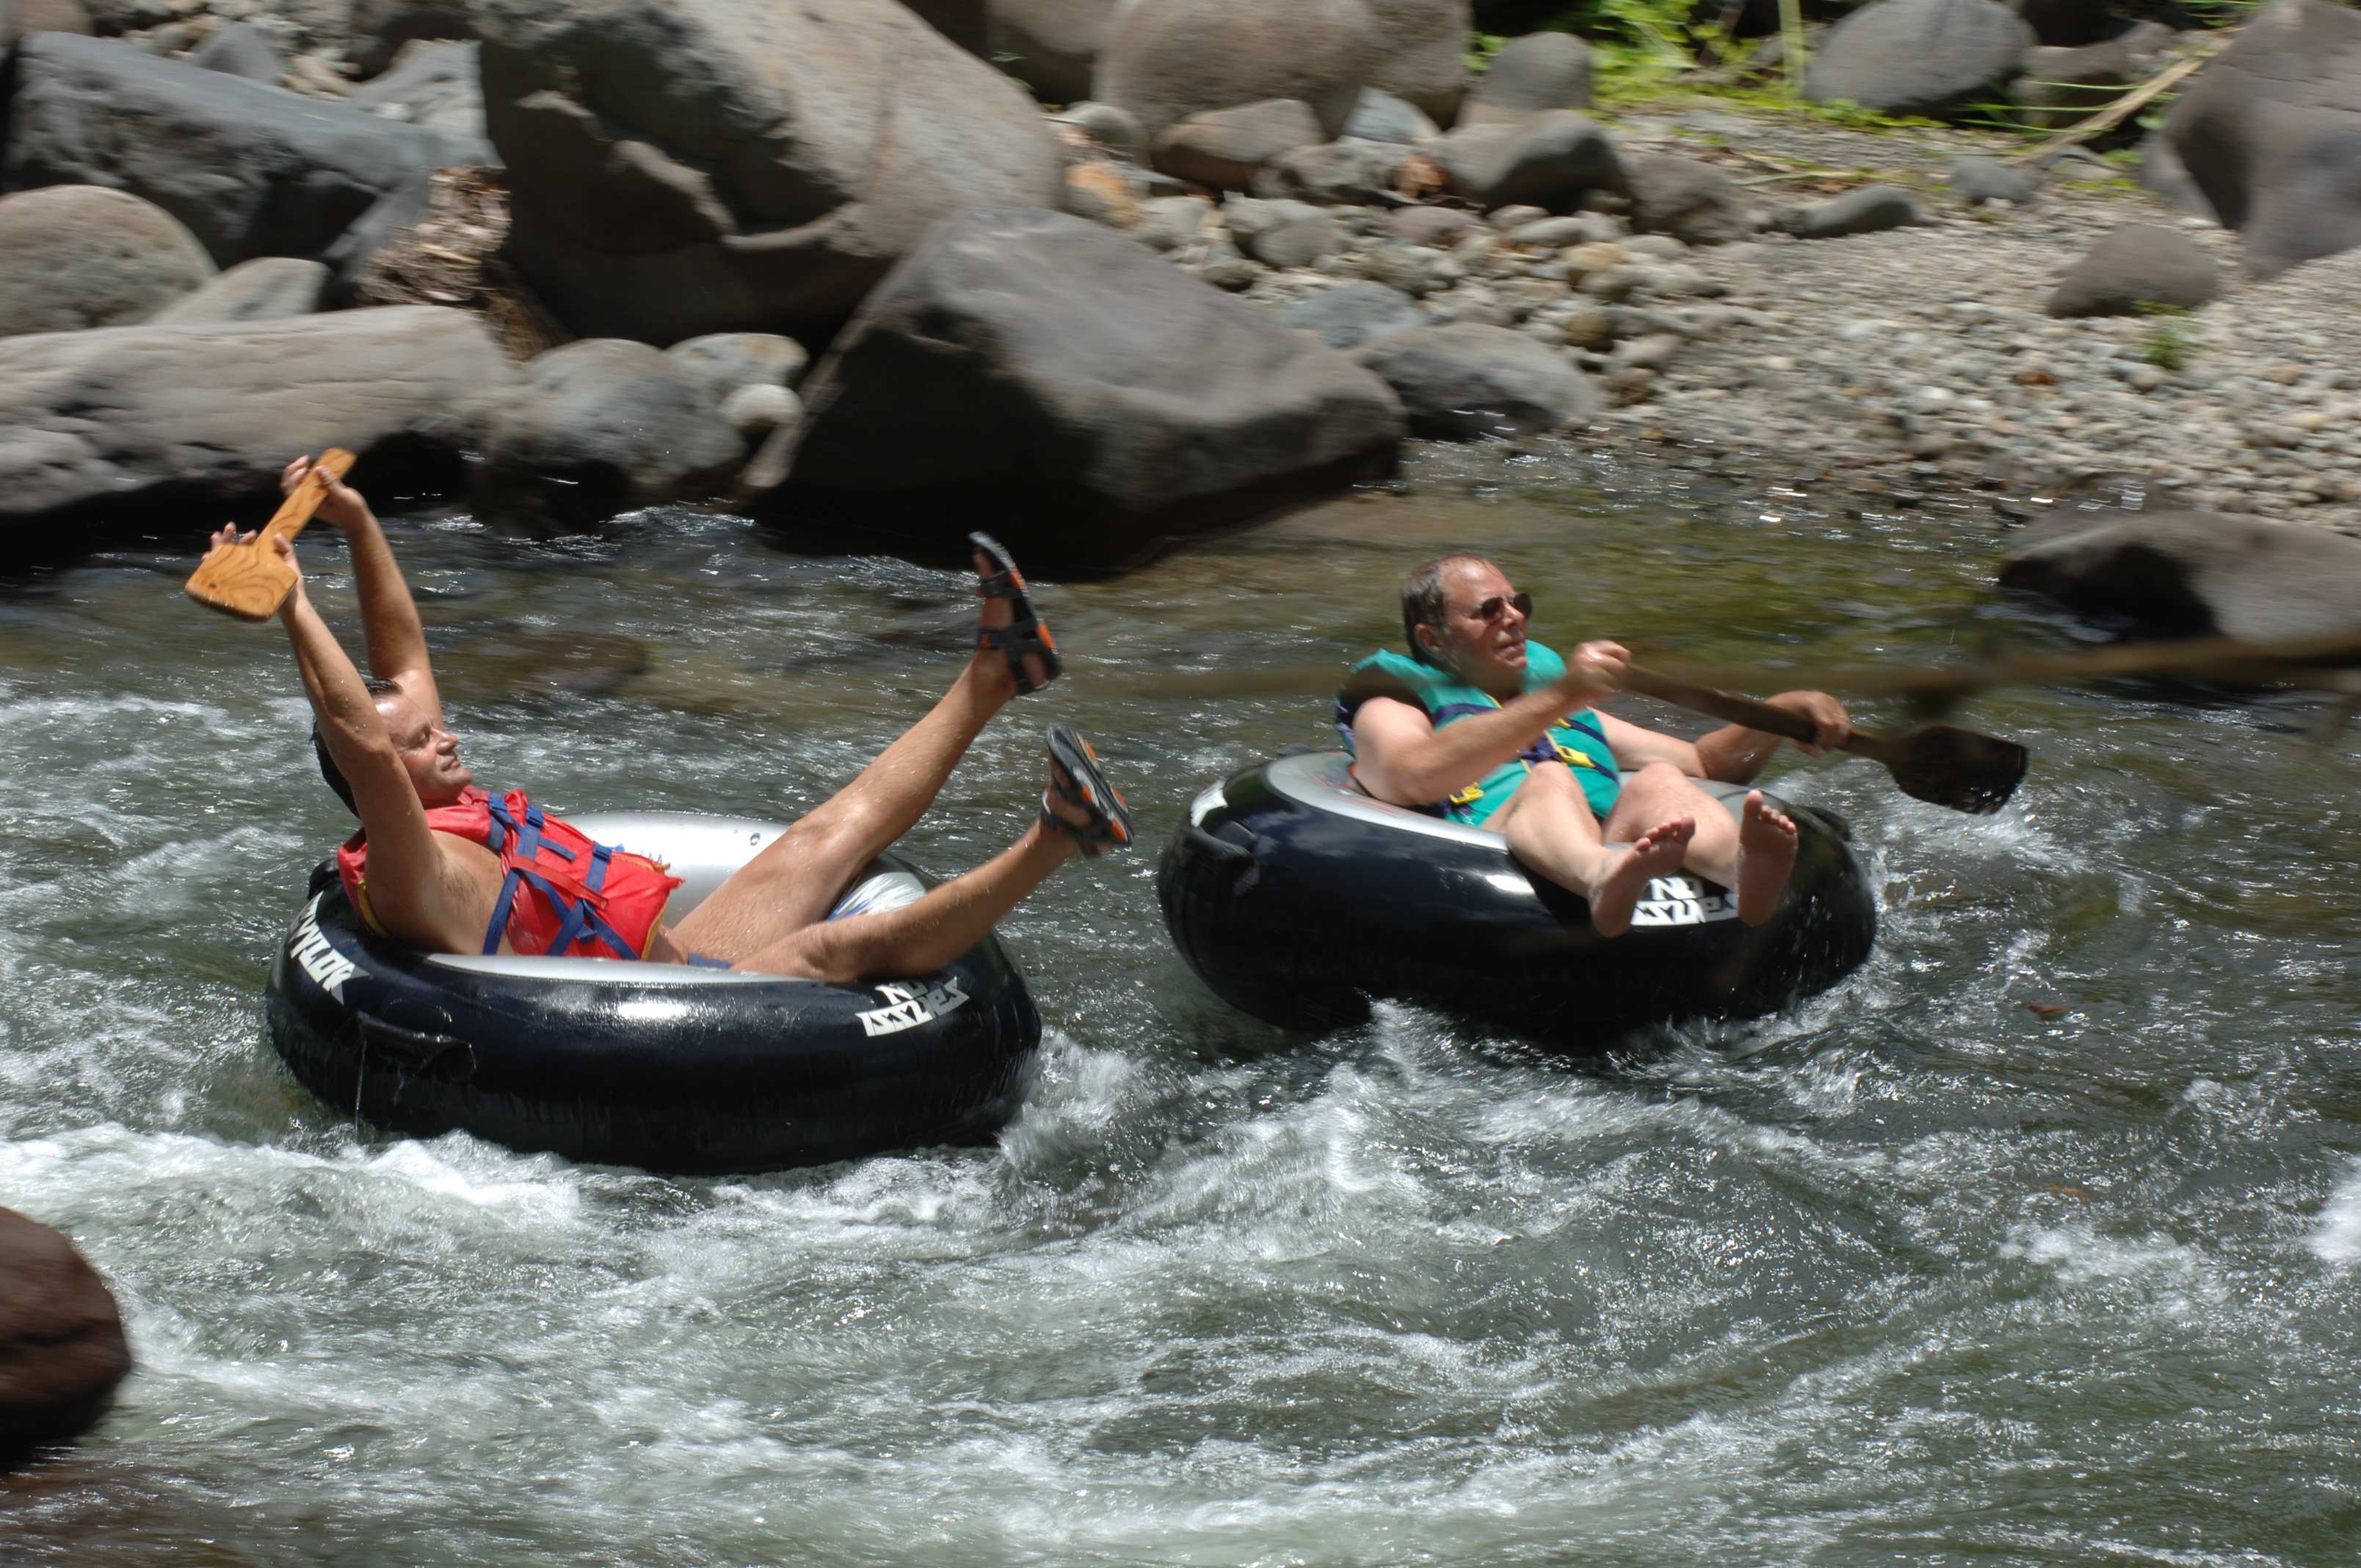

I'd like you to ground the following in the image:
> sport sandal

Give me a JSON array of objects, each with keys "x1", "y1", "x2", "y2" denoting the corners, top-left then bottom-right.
[
  {"x1": 970, "y1": 531, "x2": 1062, "y2": 696},
  {"x1": 1040, "y1": 722, "x2": 1133, "y2": 856}
]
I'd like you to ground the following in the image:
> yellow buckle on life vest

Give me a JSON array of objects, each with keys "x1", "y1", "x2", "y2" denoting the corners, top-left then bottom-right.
[
  {"x1": 1554, "y1": 742, "x2": 1597, "y2": 770},
  {"x1": 1448, "y1": 783, "x2": 1484, "y2": 808}
]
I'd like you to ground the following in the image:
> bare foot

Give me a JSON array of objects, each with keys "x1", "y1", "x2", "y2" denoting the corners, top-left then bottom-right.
[
  {"x1": 973, "y1": 540, "x2": 1058, "y2": 697},
  {"x1": 1735, "y1": 790, "x2": 1799, "y2": 926},
  {"x1": 1587, "y1": 815, "x2": 1695, "y2": 938}
]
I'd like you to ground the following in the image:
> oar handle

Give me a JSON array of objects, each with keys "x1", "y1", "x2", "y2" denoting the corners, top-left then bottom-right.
[
  {"x1": 1625, "y1": 664, "x2": 1896, "y2": 761},
  {"x1": 259, "y1": 449, "x2": 355, "y2": 548}
]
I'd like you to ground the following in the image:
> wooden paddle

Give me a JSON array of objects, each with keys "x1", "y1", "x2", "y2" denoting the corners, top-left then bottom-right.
[
  {"x1": 183, "y1": 449, "x2": 356, "y2": 622},
  {"x1": 1625, "y1": 664, "x2": 2028, "y2": 815}
]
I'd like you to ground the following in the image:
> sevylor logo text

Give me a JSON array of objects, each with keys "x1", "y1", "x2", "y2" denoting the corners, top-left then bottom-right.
[
  {"x1": 289, "y1": 896, "x2": 359, "y2": 1001},
  {"x1": 857, "y1": 977, "x2": 971, "y2": 1037}
]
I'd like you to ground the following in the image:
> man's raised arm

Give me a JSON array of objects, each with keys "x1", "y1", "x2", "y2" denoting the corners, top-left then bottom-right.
[
  {"x1": 281, "y1": 454, "x2": 444, "y2": 727},
  {"x1": 266, "y1": 532, "x2": 470, "y2": 951}
]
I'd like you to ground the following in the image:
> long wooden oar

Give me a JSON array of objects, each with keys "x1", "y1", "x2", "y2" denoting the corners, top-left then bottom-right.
[
  {"x1": 1096, "y1": 627, "x2": 2361, "y2": 709},
  {"x1": 1625, "y1": 664, "x2": 2028, "y2": 815},
  {"x1": 183, "y1": 449, "x2": 356, "y2": 622}
]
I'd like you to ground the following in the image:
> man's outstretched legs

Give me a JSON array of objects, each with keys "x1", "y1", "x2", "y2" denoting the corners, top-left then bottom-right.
[
  {"x1": 1493, "y1": 761, "x2": 1803, "y2": 936},
  {"x1": 1491, "y1": 763, "x2": 1695, "y2": 938},
  {"x1": 738, "y1": 728, "x2": 1129, "y2": 984},
  {"x1": 666, "y1": 539, "x2": 1061, "y2": 963},
  {"x1": 1601, "y1": 764, "x2": 1799, "y2": 926}
]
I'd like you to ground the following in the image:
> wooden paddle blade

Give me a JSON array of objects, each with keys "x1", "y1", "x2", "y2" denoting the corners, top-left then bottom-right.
[
  {"x1": 1890, "y1": 725, "x2": 2029, "y2": 815},
  {"x1": 183, "y1": 536, "x2": 300, "y2": 622},
  {"x1": 183, "y1": 449, "x2": 355, "y2": 622}
]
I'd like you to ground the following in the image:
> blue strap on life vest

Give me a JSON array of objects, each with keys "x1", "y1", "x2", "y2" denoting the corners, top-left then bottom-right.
[{"x1": 478, "y1": 797, "x2": 641, "y2": 960}]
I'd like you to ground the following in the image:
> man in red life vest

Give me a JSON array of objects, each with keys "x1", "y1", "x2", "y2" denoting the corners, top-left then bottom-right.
[{"x1": 225, "y1": 456, "x2": 1132, "y2": 982}]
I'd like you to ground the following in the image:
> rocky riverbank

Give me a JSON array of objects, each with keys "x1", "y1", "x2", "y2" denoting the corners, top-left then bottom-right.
[
  {"x1": 1176, "y1": 102, "x2": 2361, "y2": 537},
  {"x1": 1, "y1": 0, "x2": 2356, "y2": 592}
]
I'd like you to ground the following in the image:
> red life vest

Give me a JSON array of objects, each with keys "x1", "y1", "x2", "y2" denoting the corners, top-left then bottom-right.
[{"x1": 335, "y1": 787, "x2": 682, "y2": 960}]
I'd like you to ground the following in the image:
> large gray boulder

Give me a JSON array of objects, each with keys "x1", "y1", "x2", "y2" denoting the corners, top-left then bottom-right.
[
  {"x1": 992, "y1": 0, "x2": 1120, "y2": 104},
  {"x1": 1354, "y1": 322, "x2": 1599, "y2": 438},
  {"x1": 1095, "y1": 0, "x2": 1378, "y2": 142},
  {"x1": 1252, "y1": 137, "x2": 1410, "y2": 205},
  {"x1": 476, "y1": 340, "x2": 744, "y2": 527},
  {"x1": 1462, "y1": 31, "x2": 1592, "y2": 126},
  {"x1": 1805, "y1": 0, "x2": 2034, "y2": 116},
  {"x1": 4, "y1": 34, "x2": 466, "y2": 297},
  {"x1": 2013, "y1": 23, "x2": 2175, "y2": 131},
  {"x1": 0, "y1": 307, "x2": 512, "y2": 531},
  {"x1": 2161, "y1": 0, "x2": 2361, "y2": 279},
  {"x1": 148, "y1": 256, "x2": 330, "y2": 324},
  {"x1": 0, "y1": 185, "x2": 215, "y2": 337},
  {"x1": 1435, "y1": 110, "x2": 1625, "y2": 213},
  {"x1": 476, "y1": 0, "x2": 1062, "y2": 345},
  {"x1": 0, "y1": 0, "x2": 91, "y2": 48},
  {"x1": 1151, "y1": 99, "x2": 1326, "y2": 191},
  {"x1": 349, "y1": 0, "x2": 477, "y2": 76},
  {"x1": 349, "y1": 40, "x2": 488, "y2": 154},
  {"x1": 1277, "y1": 280, "x2": 1423, "y2": 349},
  {"x1": 0, "y1": 1209, "x2": 129, "y2": 1461},
  {"x1": 1362, "y1": 0, "x2": 1469, "y2": 124},
  {"x1": 187, "y1": 21, "x2": 283, "y2": 84},
  {"x1": 1625, "y1": 153, "x2": 1750, "y2": 246},
  {"x1": 760, "y1": 208, "x2": 1403, "y2": 569},
  {"x1": 2045, "y1": 223, "x2": 2220, "y2": 316},
  {"x1": 1999, "y1": 511, "x2": 2361, "y2": 642},
  {"x1": 902, "y1": 0, "x2": 987, "y2": 53},
  {"x1": 664, "y1": 333, "x2": 810, "y2": 405}
]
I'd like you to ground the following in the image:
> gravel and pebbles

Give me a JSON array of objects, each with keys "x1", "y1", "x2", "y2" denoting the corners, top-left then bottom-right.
[{"x1": 1157, "y1": 104, "x2": 2361, "y2": 538}]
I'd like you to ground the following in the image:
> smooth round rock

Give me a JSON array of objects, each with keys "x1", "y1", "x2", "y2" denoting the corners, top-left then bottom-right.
[{"x1": 0, "y1": 185, "x2": 217, "y2": 337}]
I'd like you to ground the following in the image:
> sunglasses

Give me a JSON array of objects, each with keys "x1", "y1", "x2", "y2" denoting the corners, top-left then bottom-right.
[{"x1": 1466, "y1": 591, "x2": 1533, "y2": 623}]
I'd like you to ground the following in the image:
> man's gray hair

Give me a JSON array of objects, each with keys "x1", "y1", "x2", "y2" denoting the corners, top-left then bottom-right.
[{"x1": 1401, "y1": 553, "x2": 1495, "y2": 666}]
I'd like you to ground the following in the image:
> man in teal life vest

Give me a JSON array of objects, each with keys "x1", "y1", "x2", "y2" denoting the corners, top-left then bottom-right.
[{"x1": 1338, "y1": 553, "x2": 1852, "y2": 937}]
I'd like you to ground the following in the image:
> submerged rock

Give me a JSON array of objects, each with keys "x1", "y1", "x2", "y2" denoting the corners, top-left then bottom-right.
[
  {"x1": 1999, "y1": 510, "x2": 2361, "y2": 640},
  {"x1": 757, "y1": 208, "x2": 1403, "y2": 570},
  {"x1": 0, "y1": 1208, "x2": 131, "y2": 1464}
]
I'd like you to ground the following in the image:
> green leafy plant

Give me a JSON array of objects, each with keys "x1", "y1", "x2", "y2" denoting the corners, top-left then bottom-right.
[{"x1": 2136, "y1": 302, "x2": 2193, "y2": 371}]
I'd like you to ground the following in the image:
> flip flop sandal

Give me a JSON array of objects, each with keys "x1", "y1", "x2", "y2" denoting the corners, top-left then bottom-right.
[
  {"x1": 1039, "y1": 722, "x2": 1134, "y2": 857},
  {"x1": 970, "y1": 531, "x2": 1062, "y2": 697}
]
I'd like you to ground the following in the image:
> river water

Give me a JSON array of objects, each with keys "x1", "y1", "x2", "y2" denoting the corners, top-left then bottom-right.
[{"x1": 4, "y1": 446, "x2": 2358, "y2": 1566}]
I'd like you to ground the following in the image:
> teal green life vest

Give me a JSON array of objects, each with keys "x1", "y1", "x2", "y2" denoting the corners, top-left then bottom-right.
[{"x1": 1336, "y1": 643, "x2": 1622, "y2": 826}]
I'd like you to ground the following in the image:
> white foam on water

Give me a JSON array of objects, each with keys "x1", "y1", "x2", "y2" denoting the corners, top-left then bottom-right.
[
  {"x1": 2305, "y1": 1160, "x2": 2361, "y2": 1266},
  {"x1": 1998, "y1": 1218, "x2": 2223, "y2": 1317}
]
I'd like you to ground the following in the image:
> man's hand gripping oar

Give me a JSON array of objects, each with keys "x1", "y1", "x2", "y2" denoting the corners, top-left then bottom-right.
[{"x1": 184, "y1": 449, "x2": 357, "y2": 622}]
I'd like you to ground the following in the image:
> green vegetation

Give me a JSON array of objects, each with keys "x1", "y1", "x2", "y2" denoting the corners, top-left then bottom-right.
[{"x1": 2136, "y1": 302, "x2": 2194, "y2": 371}]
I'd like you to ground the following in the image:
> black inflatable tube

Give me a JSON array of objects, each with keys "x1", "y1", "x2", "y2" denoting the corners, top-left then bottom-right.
[
  {"x1": 264, "y1": 813, "x2": 1040, "y2": 1175},
  {"x1": 1158, "y1": 752, "x2": 1878, "y2": 1048}
]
